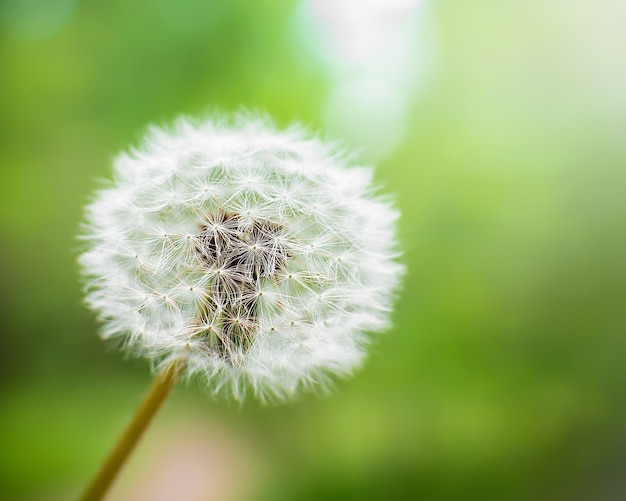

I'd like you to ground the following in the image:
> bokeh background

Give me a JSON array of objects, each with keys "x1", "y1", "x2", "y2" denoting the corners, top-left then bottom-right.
[{"x1": 1, "y1": 0, "x2": 626, "y2": 500}]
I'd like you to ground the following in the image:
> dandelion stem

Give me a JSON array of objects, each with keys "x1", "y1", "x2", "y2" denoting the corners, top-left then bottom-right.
[{"x1": 80, "y1": 362, "x2": 183, "y2": 501}]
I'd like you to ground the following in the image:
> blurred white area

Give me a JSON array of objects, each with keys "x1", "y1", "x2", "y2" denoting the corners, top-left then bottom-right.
[
  {"x1": 324, "y1": 78, "x2": 408, "y2": 162},
  {"x1": 0, "y1": 0, "x2": 76, "y2": 41},
  {"x1": 546, "y1": 0, "x2": 626, "y2": 122},
  {"x1": 293, "y1": 0, "x2": 436, "y2": 161}
]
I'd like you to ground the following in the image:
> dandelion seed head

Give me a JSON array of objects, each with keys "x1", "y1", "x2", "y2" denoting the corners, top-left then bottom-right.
[{"x1": 79, "y1": 114, "x2": 403, "y2": 402}]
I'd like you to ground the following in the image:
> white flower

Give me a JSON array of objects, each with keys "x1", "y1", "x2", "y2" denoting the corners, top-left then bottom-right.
[{"x1": 79, "y1": 114, "x2": 403, "y2": 401}]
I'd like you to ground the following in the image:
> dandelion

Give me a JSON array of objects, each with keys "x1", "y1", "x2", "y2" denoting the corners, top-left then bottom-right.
[{"x1": 78, "y1": 114, "x2": 402, "y2": 500}]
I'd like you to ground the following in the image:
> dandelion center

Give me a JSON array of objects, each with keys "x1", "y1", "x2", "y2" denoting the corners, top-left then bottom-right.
[{"x1": 195, "y1": 211, "x2": 288, "y2": 360}]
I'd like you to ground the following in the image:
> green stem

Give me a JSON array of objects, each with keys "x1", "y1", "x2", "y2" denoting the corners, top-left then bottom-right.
[{"x1": 80, "y1": 362, "x2": 182, "y2": 501}]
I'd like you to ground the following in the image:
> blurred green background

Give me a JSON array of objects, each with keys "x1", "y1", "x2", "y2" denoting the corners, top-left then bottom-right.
[{"x1": 1, "y1": 0, "x2": 626, "y2": 500}]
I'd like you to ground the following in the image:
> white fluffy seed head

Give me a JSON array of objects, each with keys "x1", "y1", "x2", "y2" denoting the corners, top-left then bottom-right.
[{"x1": 79, "y1": 114, "x2": 403, "y2": 402}]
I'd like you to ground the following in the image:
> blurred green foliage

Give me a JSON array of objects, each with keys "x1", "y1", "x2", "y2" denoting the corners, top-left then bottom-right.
[{"x1": 1, "y1": 0, "x2": 626, "y2": 500}]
